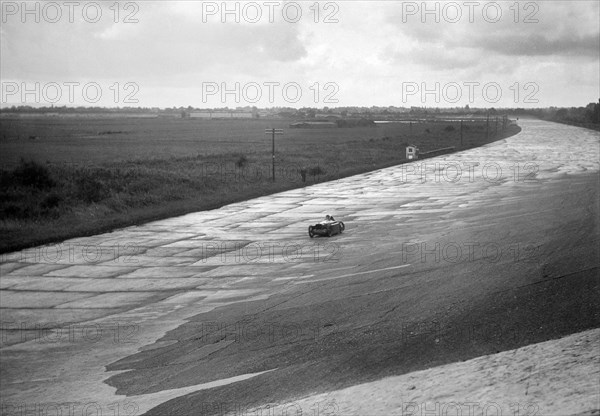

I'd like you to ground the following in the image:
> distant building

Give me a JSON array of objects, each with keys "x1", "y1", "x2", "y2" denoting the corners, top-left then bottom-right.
[
  {"x1": 289, "y1": 121, "x2": 337, "y2": 128},
  {"x1": 187, "y1": 111, "x2": 254, "y2": 119},
  {"x1": 315, "y1": 113, "x2": 342, "y2": 121},
  {"x1": 188, "y1": 111, "x2": 211, "y2": 118}
]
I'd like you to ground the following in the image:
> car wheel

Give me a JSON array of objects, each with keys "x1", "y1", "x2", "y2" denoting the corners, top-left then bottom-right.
[
  {"x1": 308, "y1": 226, "x2": 314, "y2": 238},
  {"x1": 339, "y1": 222, "x2": 345, "y2": 233}
]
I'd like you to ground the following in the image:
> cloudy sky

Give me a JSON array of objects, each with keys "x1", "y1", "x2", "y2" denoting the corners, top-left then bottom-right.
[{"x1": 1, "y1": 1, "x2": 598, "y2": 108}]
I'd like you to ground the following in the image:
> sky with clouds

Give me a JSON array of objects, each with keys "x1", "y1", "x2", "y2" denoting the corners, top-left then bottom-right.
[{"x1": 1, "y1": 1, "x2": 598, "y2": 108}]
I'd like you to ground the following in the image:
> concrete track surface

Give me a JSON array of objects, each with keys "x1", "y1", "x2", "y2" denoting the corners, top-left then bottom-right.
[{"x1": 1, "y1": 119, "x2": 599, "y2": 415}]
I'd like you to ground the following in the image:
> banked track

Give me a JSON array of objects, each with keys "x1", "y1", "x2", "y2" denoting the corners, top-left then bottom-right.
[{"x1": 0, "y1": 119, "x2": 598, "y2": 415}]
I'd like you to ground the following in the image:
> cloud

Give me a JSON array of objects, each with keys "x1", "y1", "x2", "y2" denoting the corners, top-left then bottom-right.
[
  {"x1": 0, "y1": 3, "x2": 308, "y2": 81},
  {"x1": 460, "y1": 32, "x2": 599, "y2": 58},
  {"x1": 382, "y1": 1, "x2": 600, "y2": 59},
  {"x1": 1, "y1": 1, "x2": 598, "y2": 107}
]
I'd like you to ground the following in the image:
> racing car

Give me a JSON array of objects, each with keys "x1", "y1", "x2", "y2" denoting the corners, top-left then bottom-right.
[{"x1": 308, "y1": 215, "x2": 345, "y2": 238}]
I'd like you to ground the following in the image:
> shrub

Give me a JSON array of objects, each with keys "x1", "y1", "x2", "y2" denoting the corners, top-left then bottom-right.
[
  {"x1": 299, "y1": 167, "x2": 307, "y2": 182},
  {"x1": 236, "y1": 155, "x2": 248, "y2": 168},
  {"x1": 41, "y1": 193, "x2": 62, "y2": 209},
  {"x1": 12, "y1": 159, "x2": 55, "y2": 189},
  {"x1": 308, "y1": 166, "x2": 325, "y2": 176},
  {"x1": 424, "y1": 128, "x2": 430, "y2": 133},
  {"x1": 41, "y1": 194, "x2": 62, "y2": 218},
  {"x1": 0, "y1": 170, "x2": 13, "y2": 189},
  {"x1": 2, "y1": 204, "x2": 25, "y2": 219},
  {"x1": 445, "y1": 125, "x2": 455, "y2": 132},
  {"x1": 75, "y1": 176, "x2": 109, "y2": 203}
]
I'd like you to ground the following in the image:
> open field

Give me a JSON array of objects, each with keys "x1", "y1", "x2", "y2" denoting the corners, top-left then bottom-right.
[
  {"x1": 0, "y1": 116, "x2": 509, "y2": 166},
  {"x1": 0, "y1": 115, "x2": 519, "y2": 252}
]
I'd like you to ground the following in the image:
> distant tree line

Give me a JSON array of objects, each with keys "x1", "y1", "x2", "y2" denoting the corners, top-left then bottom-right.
[
  {"x1": 3, "y1": 102, "x2": 599, "y2": 126},
  {"x1": 509, "y1": 101, "x2": 600, "y2": 126},
  {"x1": 1, "y1": 105, "x2": 158, "y2": 113}
]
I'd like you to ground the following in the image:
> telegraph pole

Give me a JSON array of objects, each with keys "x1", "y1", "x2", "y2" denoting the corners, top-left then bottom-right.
[{"x1": 265, "y1": 128, "x2": 283, "y2": 182}]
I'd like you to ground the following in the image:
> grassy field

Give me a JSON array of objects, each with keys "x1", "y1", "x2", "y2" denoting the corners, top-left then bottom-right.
[{"x1": 0, "y1": 115, "x2": 520, "y2": 253}]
